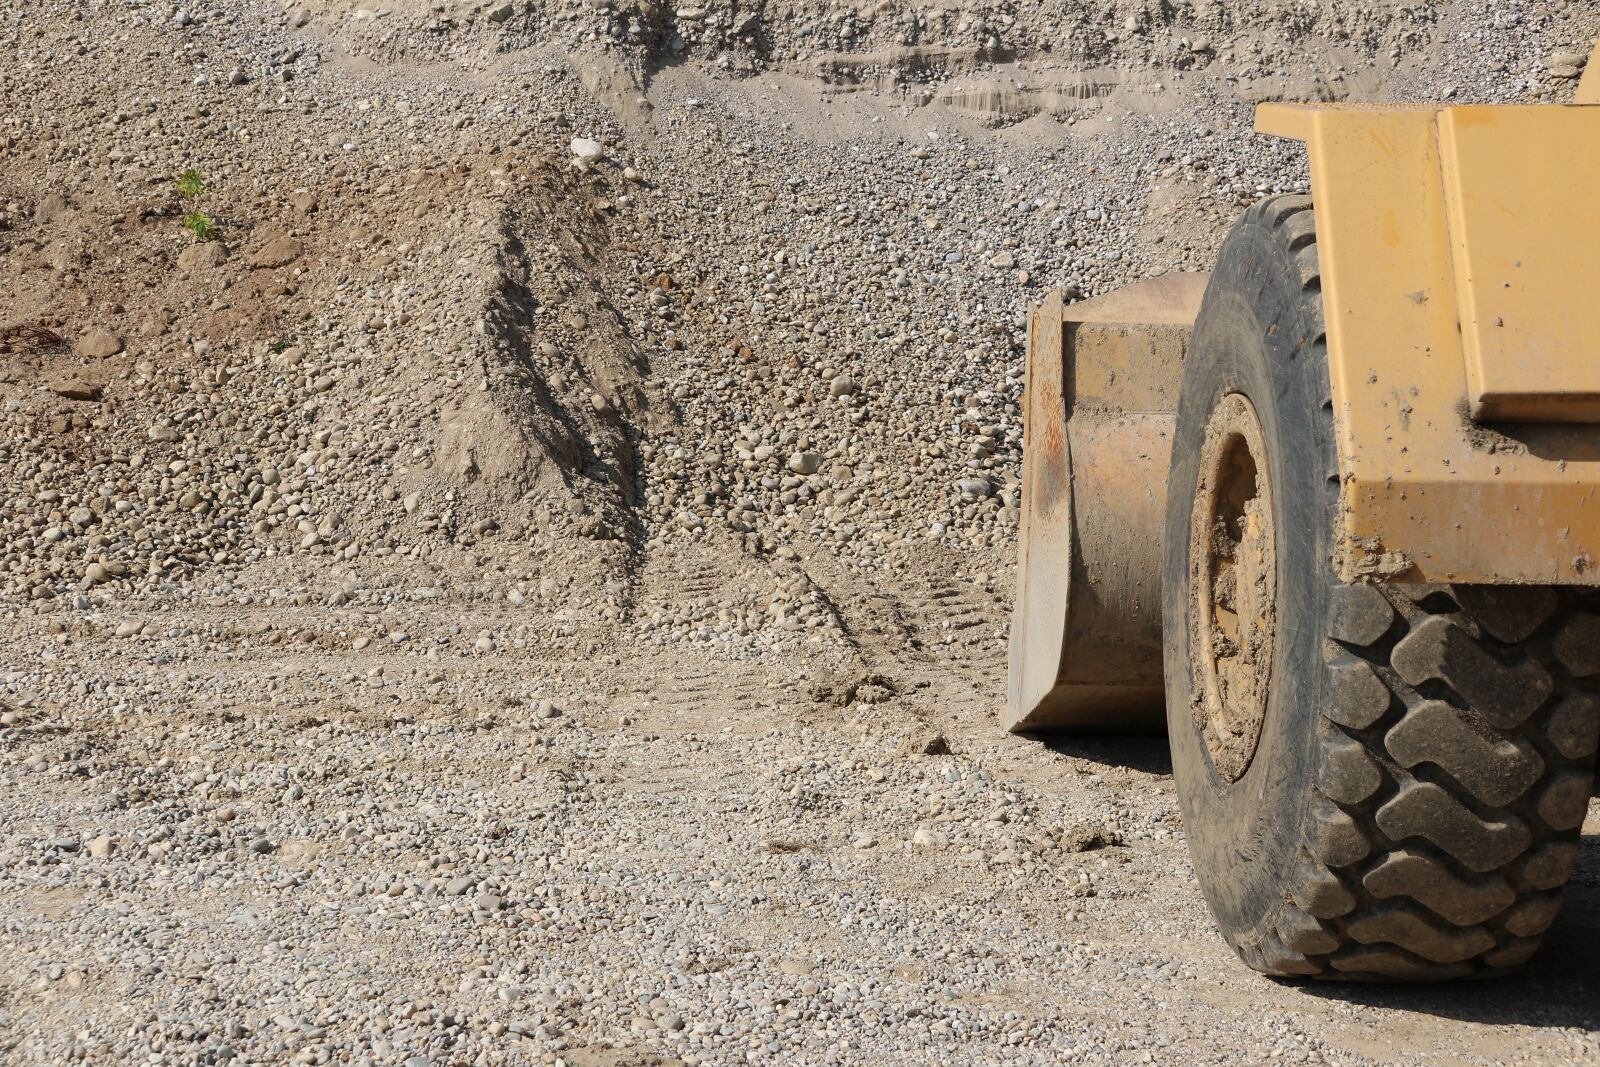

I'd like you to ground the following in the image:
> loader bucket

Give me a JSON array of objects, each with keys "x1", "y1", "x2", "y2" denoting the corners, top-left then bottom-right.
[{"x1": 1006, "y1": 273, "x2": 1209, "y2": 733}]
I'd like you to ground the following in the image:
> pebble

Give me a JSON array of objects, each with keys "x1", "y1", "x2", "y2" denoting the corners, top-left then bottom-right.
[
  {"x1": 570, "y1": 137, "x2": 605, "y2": 162},
  {"x1": 957, "y1": 477, "x2": 994, "y2": 498},
  {"x1": 787, "y1": 452, "x2": 823, "y2": 475}
]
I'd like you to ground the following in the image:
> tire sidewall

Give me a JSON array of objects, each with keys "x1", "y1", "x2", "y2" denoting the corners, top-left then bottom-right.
[{"x1": 1163, "y1": 206, "x2": 1334, "y2": 943}]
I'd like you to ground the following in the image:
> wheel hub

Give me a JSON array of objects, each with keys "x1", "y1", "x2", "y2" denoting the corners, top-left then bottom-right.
[{"x1": 1189, "y1": 393, "x2": 1277, "y2": 782}]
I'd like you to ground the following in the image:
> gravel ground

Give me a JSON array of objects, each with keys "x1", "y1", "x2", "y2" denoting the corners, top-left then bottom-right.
[{"x1": 2, "y1": 1, "x2": 1599, "y2": 1064}]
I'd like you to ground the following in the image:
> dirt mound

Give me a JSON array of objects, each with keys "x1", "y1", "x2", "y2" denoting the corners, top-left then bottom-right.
[
  {"x1": 0, "y1": 148, "x2": 659, "y2": 604},
  {"x1": 431, "y1": 165, "x2": 665, "y2": 552}
]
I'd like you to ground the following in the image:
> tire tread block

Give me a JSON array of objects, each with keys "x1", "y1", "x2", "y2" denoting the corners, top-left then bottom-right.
[
  {"x1": 1290, "y1": 855, "x2": 1357, "y2": 919},
  {"x1": 1328, "y1": 946, "x2": 1473, "y2": 981},
  {"x1": 1265, "y1": 194, "x2": 1315, "y2": 220},
  {"x1": 1534, "y1": 769, "x2": 1593, "y2": 832},
  {"x1": 1319, "y1": 731, "x2": 1384, "y2": 805},
  {"x1": 1452, "y1": 586, "x2": 1558, "y2": 643},
  {"x1": 1278, "y1": 208, "x2": 1320, "y2": 250},
  {"x1": 1258, "y1": 932, "x2": 1323, "y2": 976},
  {"x1": 1345, "y1": 905, "x2": 1496, "y2": 964},
  {"x1": 1482, "y1": 938, "x2": 1542, "y2": 970},
  {"x1": 1361, "y1": 847, "x2": 1514, "y2": 926},
  {"x1": 1329, "y1": 585, "x2": 1396, "y2": 646},
  {"x1": 1374, "y1": 781, "x2": 1531, "y2": 872},
  {"x1": 1324, "y1": 658, "x2": 1393, "y2": 731},
  {"x1": 1277, "y1": 908, "x2": 1341, "y2": 955},
  {"x1": 1394, "y1": 584, "x2": 1457, "y2": 607},
  {"x1": 1553, "y1": 613, "x2": 1600, "y2": 677},
  {"x1": 1310, "y1": 803, "x2": 1371, "y2": 868},
  {"x1": 1391, "y1": 616, "x2": 1552, "y2": 728},
  {"x1": 1383, "y1": 700, "x2": 1544, "y2": 806},
  {"x1": 1546, "y1": 693, "x2": 1600, "y2": 761},
  {"x1": 1517, "y1": 841, "x2": 1581, "y2": 891},
  {"x1": 1503, "y1": 893, "x2": 1564, "y2": 938}
]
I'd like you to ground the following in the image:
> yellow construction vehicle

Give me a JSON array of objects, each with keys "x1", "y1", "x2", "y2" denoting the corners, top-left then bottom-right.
[{"x1": 1008, "y1": 56, "x2": 1600, "y2": 979}]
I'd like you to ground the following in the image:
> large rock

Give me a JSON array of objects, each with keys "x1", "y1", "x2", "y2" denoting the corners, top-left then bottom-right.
[
  {"x1": 49, "y1": 377, "x2": 103, "y2": 401},
  {"x1": 76, "y1": 328, "x2": 123, "y2": 358},
  {"x1": 178, "y1": 241, "x2": 229, "y2": 271},
  {"x1": 250, "y1": 234, "x2": 303, "y2": 268}
]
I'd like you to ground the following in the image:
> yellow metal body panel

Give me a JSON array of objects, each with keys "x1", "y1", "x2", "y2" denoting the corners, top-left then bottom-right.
[
  {"x1": 1256, "y1": 102, "x2": 1600, "y2": 585},
  {"x1": 1437, "y1": 107, "x2": 1600, "y2": 421}
]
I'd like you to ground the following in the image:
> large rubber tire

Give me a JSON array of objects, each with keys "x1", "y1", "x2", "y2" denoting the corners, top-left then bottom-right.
[{"x1": 1163, "y1": 194, "x2": 1600, "y2": 980}]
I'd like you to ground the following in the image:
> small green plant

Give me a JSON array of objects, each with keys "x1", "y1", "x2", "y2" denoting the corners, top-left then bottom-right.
[
  {"x1": 183, "y1": 211, "x2": 217, "y2": 241},
  {"x1": 176, "y1": 168, "x2": 218, "y2": 241},
  {"x1": 176, "y1": 168, "x2": 205, "y2": 200}
]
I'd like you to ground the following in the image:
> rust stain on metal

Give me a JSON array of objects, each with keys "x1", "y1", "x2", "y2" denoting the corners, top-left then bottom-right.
[{"x1": 1007, "y1": 273, "x2": 1209, "y2": 733}]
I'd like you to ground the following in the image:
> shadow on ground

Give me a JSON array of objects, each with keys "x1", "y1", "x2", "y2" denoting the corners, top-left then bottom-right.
[{"x1": 1040, "y1": 734, "x2": 1173, "y2": 777}]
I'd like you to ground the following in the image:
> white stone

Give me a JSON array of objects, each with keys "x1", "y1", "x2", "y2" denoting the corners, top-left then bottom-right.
[{"x1": 570, "y1": 137, "x2": 605, "y2": 163}]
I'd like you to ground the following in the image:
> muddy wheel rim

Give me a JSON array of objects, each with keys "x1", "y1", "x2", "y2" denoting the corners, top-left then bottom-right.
[{"x1": 1188, "y1": 392, "x2": 1277, "y2": 783}]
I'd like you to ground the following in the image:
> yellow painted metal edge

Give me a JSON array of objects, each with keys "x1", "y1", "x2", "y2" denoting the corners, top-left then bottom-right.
[{"x1": 1254, "y1": 102, "x2": 1317, "y2": 141}]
